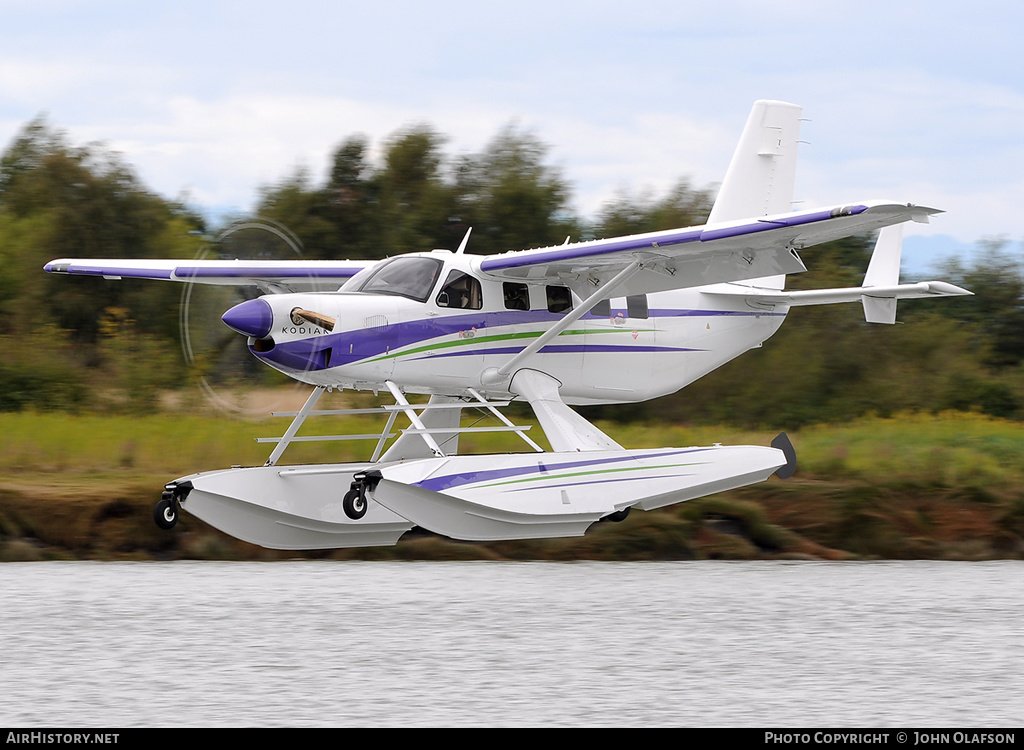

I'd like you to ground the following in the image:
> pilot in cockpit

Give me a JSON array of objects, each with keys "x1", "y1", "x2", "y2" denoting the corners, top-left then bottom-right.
[{"x1": 438, "y1": 272, "x2": 482, "y2": 309}]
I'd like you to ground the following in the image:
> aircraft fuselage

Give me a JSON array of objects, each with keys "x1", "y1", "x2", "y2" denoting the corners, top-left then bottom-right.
[{"x1": 222, "y1": 250, "x2": 788, "y2": 405}]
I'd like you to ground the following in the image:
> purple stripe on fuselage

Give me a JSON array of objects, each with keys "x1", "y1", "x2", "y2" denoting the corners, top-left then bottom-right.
[
  {"x1": 416, "y1": 344, "x2": 702, "y2": 360},
  {"x1": 259, "y1": 340, "x2": 331, "y2": 372},
  {"x1": 647, "y1": 308, "x2": 786, "y2": 318},
  {"x1": 414, "y1": 448, "x2": 713, "y2": 492},
  {"x1": 253, "y1": 307, "x2": 753, "y2": 372},
  {"x1": 254, "y1": 309, "x2": 559, "y2": 371}
]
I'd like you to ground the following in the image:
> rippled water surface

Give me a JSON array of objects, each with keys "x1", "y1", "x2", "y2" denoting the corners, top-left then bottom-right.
[{"x1": 2, "y1": 560, "x2": 1021, "y2": 727}]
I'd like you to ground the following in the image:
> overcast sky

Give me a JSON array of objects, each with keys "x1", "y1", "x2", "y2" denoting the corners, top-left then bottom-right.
[{"x1": 2, "y1": 0, "x2": 1022, "y2": 268}]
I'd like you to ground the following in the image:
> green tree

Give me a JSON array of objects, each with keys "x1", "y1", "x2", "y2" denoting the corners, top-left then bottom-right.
[
  {"x1": 589, "y1": 180, "x2": 713, "y2": 239},
  {"x1": 256, "y1": 167, "x2": 343, "y2": 259},
  {"x1": 321, "y1": 135, "x2": 380, "y2": 259},
  {"x1": 930, "y1": 240, "x2": 1024, "y2": 368},
  {"x1": 0, "y1": 117, "x2": 203, "y2": 410},
  {"x1": 375, "y1": 125, "x2": 460, "y2": 254},
  {"x1": 0, "y1": 117, "x2": 202, "y2": 343},
  {"x1": 257, "y1": 123, "x2": 581, "y2": 258},
  {"x1": 453, "y1": 124, "x2": 579, "y2": 254}
]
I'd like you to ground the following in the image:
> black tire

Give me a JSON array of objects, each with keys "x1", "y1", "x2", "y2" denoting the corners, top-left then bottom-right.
[
  {"x1": 154, "y1": 497, "x2": 178, "y2": 530},
  {"x1": 604, "y1": 507, "x2": 631, "y2": 523},
  {"x1": 343, "y1": 487, "x2": 367, "y2": 520}
]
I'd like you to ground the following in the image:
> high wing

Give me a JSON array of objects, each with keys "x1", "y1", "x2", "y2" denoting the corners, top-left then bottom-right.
[
  {"x1": 477, "y1": 99, "x2": 934, "y2": 299},
  {"x1": 476, "y1": 200, "x2": 940, "y2": 299},
  {"x1": 42, "y1": 258, "x2": 375, "y2": 293}
]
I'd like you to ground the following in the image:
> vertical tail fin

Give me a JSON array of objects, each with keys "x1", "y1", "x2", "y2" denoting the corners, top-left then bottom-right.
[
  {"x1": 707, "y1": 100, "x2": 803, "y2": 224},
  {"x1": 708, "y1": 100, "x2": 803, "y2": 290}
]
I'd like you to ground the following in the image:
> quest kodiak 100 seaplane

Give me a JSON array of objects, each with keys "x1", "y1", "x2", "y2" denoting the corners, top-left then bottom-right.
[{"x1": 45, "y1": 100, "x2": 970, "y2": 549}]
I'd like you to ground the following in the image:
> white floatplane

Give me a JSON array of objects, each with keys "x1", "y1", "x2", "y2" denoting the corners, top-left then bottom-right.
[{"x1": 44, "y1": 100, "x2": 970, "y2": 549}]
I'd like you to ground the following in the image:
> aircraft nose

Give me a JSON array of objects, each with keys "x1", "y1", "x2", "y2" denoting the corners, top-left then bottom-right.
[{"x1": 222, "y1": 298, "x2": 274, "y2": 338}]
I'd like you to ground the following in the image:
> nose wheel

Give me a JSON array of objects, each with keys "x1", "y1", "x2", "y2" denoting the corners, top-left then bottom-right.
[
  {"x1": 343, "y1": 470, "x2": 382, "y2": 520},
  {"x1": 154, "y1": 481, "x2": 193, "y2": 530},
  {"x1": 343, "y1": 485, "x2": 367, "y2": 519}
]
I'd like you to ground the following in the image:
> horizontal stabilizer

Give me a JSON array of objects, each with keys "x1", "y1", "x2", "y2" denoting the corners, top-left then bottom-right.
[
  {"x1": 703, "y1": 280, "x2": 971, "y2": 311},
  {"x1": 702, "y1": 221, "x2": 971, "y2": 324}
]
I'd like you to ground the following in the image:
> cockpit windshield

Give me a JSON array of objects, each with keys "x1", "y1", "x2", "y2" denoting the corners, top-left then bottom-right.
[{"x1": 346, "y1": 256, "x2": 443, "y2": 302}]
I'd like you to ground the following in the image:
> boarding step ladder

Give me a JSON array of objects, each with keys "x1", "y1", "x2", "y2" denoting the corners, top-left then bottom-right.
[{"x1": 257, "y1": 382, "x2": 543, "y2": 466}]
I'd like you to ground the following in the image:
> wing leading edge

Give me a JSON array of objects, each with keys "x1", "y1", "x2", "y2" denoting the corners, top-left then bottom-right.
[
  {"x1": 44, "y1": 202, "x2": 938, "y2": 298},
  {"x1": 43, "y1": 258, "x2": 375, "y2": 293},
  {"x1": 477, "y1": 201, "x2": 940, "y2": 298}
]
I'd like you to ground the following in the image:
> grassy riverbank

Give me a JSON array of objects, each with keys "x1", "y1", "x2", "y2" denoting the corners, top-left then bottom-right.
[{"x1": 2, "y1": 408, "x2": 1023, "y2": 561}]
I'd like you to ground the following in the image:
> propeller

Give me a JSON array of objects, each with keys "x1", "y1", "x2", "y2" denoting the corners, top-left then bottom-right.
[{"x1": 178, "y1": 218, "x2": 308, "y2": 416}]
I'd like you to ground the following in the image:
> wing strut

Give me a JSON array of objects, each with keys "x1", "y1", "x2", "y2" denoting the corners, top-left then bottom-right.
[{"x1": 483, "y1": 260, "x2": 644, "y2": 385}]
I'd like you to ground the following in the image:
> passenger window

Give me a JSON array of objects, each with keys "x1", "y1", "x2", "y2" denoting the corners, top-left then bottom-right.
[
  {"x1": 503, "y1": 282, "x2": 530, "y2": 311},
  {"x1": 592, "y1": 299, "x2": 611, "y2": 318},
  {"x1": 626, "y1": 294, "x2": 649, "y2": 319},
  {"x1": 436, "y1": 270, "x2": 482, "y2": 310},
  {"x1": 546, "y1": 286, "x2": 572, "y2": 314}
]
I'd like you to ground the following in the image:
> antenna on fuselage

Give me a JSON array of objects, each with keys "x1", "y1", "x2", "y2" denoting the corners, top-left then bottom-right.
[{"x1": 455, "y1": 227, "x2": 473, "y2": 254}]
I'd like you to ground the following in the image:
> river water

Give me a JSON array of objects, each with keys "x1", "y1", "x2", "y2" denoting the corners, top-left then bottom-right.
[{"x1": 1, "y1": 560, "x2": 1021, "y2": 727}]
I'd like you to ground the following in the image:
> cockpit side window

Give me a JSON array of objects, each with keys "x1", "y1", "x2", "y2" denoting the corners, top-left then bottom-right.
[
  {"x1": 503, "y1": 282, "x2": 530, "y2": 311},
  {"x1": 436, "y1": 270, "x2": 483, "y2": 310},
  {"x1": 351, "y1": 256, "x2": 443, "y2": 302},
  {"x1": 546, "y1": 285, "x2": 572, "y2": 314}
]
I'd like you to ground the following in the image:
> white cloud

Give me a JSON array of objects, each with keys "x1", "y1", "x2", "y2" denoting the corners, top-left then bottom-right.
[{"x1": 1, "y1": 0, "x2": 1021, "y2": 246}]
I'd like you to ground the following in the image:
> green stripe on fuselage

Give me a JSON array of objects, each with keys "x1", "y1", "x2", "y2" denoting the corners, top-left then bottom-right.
[{"x1": 364, "y1": 324, "x2": 658, "y2": 364}]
